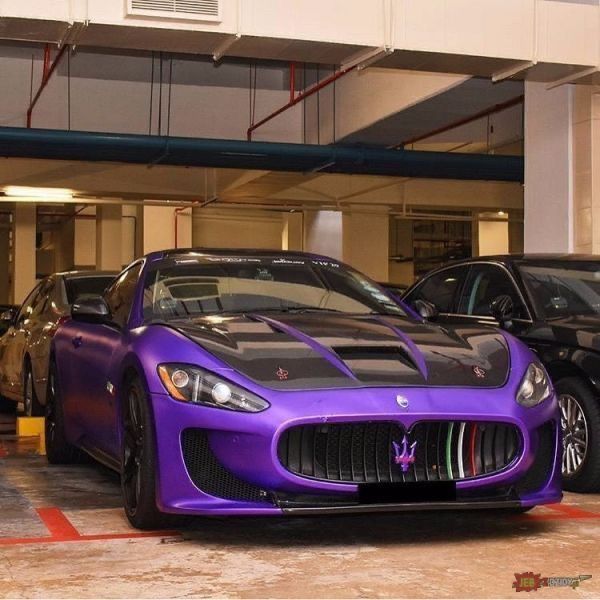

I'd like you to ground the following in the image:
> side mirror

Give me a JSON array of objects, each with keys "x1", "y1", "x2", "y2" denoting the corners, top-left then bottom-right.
[
  {"x1": 71, "y1": 295, "x2": 111, "y2": 323},
  {"x1": 490, "y1": 294, "x2": 514, "y2": 327},
  {"x1": 413, "y1": 299, "x2": 439, "y2": 321},
  {"x1": 0, "y1": 308, "x2": 16, "y2": 323}
]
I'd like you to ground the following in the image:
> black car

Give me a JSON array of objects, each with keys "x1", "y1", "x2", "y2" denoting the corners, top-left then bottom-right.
[
  {"x1": 379, "y1": 282, "x2": 408, "y2": 298},
  {"x1": 403, "y1": 254, "x2": 600, "y2": 492},
  {"x1": 0, "y1": 271, "x2": 117, "y2": 416}
]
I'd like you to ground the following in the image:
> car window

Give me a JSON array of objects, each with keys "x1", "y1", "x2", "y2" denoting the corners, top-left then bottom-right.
[
  {"x1": 518, "y1": 262, "x2": 600, "y2": 319},
  {"x1": 458, "y1": 264, "x2": 527, "y2": 319},
  {"x1": 104, "y1": 264, "x2": 143, "y2": 328},
  {"x1": 404, "y1": 266, "x2": 469, "y2": 313},
  {"x1": 65, "y1": 276, "x2": 115, "y2": 304},
  {"x1": 32, "y1": 280, "x2": 55, "y2": 317},
  {"x1": 16, "y1": 282, "x2": 43, "y2": 323}
]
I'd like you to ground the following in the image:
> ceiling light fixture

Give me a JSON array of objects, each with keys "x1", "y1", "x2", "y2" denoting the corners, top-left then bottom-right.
[{"x1": 3, "y1": 186, "x2": 74, "y2": 200}]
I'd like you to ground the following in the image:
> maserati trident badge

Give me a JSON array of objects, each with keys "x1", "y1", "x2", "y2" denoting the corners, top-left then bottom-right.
[
  {"x1": 396, "y1": 395, "x2": 409, "y2": 409},
  {"x1": 392, "y1": 436, "x2": 417, "y2": 473},
  {"x1": 472, "y1": 366, "x2": 487, "y2": 379}
]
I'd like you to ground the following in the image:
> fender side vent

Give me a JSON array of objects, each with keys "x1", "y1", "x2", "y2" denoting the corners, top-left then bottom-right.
[{"x1": 181, "y1": 429, "x2": 268, "y2": 503}]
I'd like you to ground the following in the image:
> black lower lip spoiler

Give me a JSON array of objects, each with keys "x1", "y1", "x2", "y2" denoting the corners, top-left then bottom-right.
[{"x1": 279, "y1": 499, "x2": 523, "y2": 515}]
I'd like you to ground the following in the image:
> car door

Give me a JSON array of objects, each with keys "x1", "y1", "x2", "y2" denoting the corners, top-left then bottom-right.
[
  {"x1": 454, "y1": 263, "x2": 532, "y2": 333},
  {"x1": 66, "y1": 263, "x2": 143, "y2": 459},
  {"x1": 29, "y1": 277, "x2": 67, "y2": 404},
  {"x1": 0, "y1": 282, "x2": 43, "y2": 400},
  {"x1": 404, "y1": 265, "x2": 470, "y2": 322}
]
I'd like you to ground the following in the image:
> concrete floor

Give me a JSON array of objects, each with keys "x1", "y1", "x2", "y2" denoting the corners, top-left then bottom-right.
[{"x1": 1, "y1": 414, "x2": 599, "y2": 599}]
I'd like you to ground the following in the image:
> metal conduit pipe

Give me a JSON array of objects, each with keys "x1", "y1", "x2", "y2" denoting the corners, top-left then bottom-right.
[{"x1": 0, "y1": 127, "x2": 524, "y2": 182}]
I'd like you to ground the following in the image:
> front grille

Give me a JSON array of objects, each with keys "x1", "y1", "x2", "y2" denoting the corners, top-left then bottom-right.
[
  {"x1": 278, "y1": 421, "x2": 521, "y2": 484},
  {"x1": 181, "y1": 429, "x2": 267, "y2": 502}
]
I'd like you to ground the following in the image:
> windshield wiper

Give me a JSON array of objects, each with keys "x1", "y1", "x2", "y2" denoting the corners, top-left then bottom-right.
[{"x1": 246, "y1": 307, "x2": 343, "y2": 314}]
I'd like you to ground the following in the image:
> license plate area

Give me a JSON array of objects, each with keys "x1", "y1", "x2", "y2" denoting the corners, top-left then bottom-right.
[{"x1": 359, "y1": 481, "x2": 457, "y2": 504}]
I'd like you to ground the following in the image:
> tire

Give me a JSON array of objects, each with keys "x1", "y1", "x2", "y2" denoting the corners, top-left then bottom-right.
[
  {"x1": 23, "y1": 363, "x2": 44, "y2": 417},
  {"x1": 557, "y1": 377, "x2": 600, "y2": 493},
  {"x1": 45, "y1": 360, "x2": 85, "y2": 464},
  {"x1": 121, "y1": 375, "x2": 176, "y2": 530}
]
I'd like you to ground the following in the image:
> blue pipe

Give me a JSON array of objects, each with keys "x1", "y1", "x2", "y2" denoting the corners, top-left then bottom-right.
[{"x1": 0, "y1": 127, "x2": 523, "y2": 182}]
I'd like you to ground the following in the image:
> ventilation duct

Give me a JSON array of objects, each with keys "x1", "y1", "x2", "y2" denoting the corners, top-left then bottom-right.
[{"x1": 127, "y1": 0, "x2": 221, "y2": 21}]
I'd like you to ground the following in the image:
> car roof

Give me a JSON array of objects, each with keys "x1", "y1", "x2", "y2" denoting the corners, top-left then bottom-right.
[
  {"x1": 148, "y1": 248, "x2": 346, "y2": 263},
  {"x1": 55, "y1": 270, "x2": 118, "y2": 280},
  {"x1": 436, "y1": 254, "x2": 599, "y2": 268}
]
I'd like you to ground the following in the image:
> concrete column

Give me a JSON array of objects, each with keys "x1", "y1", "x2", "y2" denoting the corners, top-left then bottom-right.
[
  {"x1": 54, "y1": 218, "x2": 75, "y2": 272},
  {"x1": 282, "y1": 212, "x2": 303, "y2": 251},
  {"x1": 96, "y1": 205, "x2": 122, "y2": 271},
  {"x1": 303, "y1": 211, "x2": 343, "y2": 261},
  {"x1": 524, "y1": 82, "x2": 573, "y2": 253},
  {"x1": 0, "y1": 228, "x2": 10, "y2": 304},
  {"x1": 342, "y1": 207, "x2": 389, "y2": 281},
  {"x1": 12, "y1": 204, "x2": 36, "y2": 304},
  {"x1": 572, "y1": 85, "x2": 600, "y2": 253},
  {"x1": 476, "y1": 213, "x2": 509, "y2": 256},
  {"x1": 525, "y1": 82, "x2": 600, "y2": 254},
  {"x1": 74, "y1": 207, "x2": 96, "y2": 269}
]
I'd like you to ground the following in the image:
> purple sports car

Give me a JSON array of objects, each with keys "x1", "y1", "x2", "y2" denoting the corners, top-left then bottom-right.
[{"x1": 47, "y1": 249, "x2": 561, "y2": 529}]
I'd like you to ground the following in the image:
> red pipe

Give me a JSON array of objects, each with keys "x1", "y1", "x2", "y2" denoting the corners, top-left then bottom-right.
[
  {"x1": 247, "y1": 64, "x2": 357, "y2": 141},
  {"x1": 289, "y1": 62, "x2": 296, "y2": 103},
  {"x1": 27, "y1": 44, "x2": 69, "y2": 128},
  {"x1": 42, "y1": 44, "x2": 51, "y2": 80},
  {"x1": 394, "y1": 94, "x2": 524, "y2": 149}
]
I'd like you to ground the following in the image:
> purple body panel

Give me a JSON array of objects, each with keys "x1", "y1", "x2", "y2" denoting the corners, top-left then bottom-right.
[{"x1": 51, "y1": 250, "x2": 562, "y2": 516}]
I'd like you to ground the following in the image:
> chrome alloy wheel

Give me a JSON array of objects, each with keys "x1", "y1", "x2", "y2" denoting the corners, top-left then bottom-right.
[{"x1": 559, "y1": 393, "x2": 588, "y2": 477}]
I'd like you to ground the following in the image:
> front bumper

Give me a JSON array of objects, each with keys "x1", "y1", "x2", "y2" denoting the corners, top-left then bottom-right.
[{"x1": 149, "y1": 384, "x2": 562, "y2": 516}]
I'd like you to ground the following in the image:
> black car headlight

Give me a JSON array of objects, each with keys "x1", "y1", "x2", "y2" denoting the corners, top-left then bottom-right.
[
  {"x1": 157, "y1": 364, "x2": 269, "y2": 413},
  {"x1": 516, "y1": 363, "x2": 552, "y2": 407}
]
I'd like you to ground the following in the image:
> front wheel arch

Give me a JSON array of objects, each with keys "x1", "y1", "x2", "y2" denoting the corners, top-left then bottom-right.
[{"x1": 546, "y1": 360, "x2": 598, "y2": 399}]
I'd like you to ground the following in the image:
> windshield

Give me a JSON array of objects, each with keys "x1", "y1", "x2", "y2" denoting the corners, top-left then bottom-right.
[
  {"x1": 518, "y1": 261, "x2": 600, "y2": 319},
  {"x1": 142, "y1": 256, "x2": 405, "y2": 320}
]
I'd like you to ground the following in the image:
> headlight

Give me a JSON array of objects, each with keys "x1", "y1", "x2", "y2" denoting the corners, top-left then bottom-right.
[
  {"x1": 516, "y1": 363, "x2": 552, "y2": 407},
  {"x1": 157, "y1": 364, "x2": 269, "y2": 413}
]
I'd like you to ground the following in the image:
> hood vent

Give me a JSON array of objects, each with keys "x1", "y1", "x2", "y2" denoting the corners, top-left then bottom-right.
[
  {"x1": 333, "y1": 345, "x2": 418, "y2": 371},
  {"x1": 128, "y1": 0, "x2": 221, "y2": 21}
]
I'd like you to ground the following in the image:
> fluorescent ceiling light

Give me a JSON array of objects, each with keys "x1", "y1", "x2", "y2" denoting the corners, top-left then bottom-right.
[{"x1": 3, "y1": 186, "x2": 74, "y2": 199}]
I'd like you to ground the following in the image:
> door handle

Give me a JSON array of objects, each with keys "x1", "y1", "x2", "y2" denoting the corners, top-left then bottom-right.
[{"x1": 71, "y1": 335, "x2": 83, "y2": 348}]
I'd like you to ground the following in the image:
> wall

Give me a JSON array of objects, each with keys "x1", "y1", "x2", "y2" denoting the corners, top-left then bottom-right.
[{"x1": 192, "y1": 208, "x2": 283, "y2": 249}]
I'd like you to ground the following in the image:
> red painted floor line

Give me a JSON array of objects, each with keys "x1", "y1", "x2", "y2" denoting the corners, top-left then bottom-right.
[
  {"x1": 0, "y1": 507, "x2": 181, "y2": 547},
  {"x1": 36, "y1": 507, "x2": 80, "y2": 540},
  {"x1": 524, "y1": 503, "x2": 600, "y2": 521}
]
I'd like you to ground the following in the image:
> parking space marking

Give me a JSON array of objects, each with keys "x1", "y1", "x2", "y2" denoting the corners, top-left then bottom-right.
[
  {"x1": 0, "y1": 507, "x2": 181, "y2": 547},
  {"x1": 525, "y1": 503, "x2": 600, "y2": 521}
]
